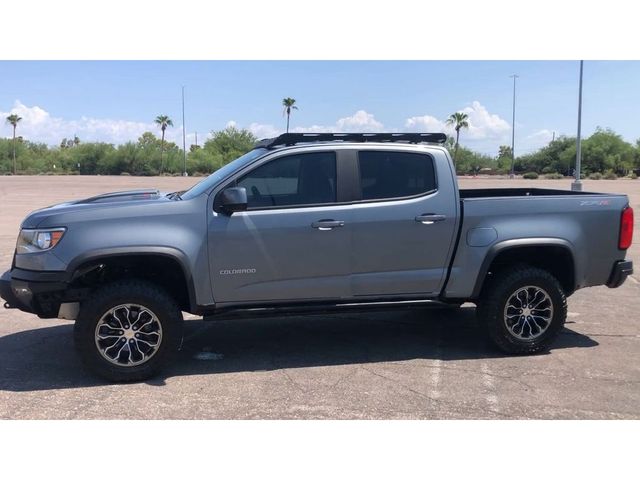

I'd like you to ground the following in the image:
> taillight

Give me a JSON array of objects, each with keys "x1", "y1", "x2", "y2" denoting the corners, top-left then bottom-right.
[{"x1": 619, "y1": 206, "x2": 634, "y2": 250}]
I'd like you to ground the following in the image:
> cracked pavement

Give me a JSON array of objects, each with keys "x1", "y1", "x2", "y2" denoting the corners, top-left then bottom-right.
[{"x1": 0, "y1": 176, "x2": 638, "y2": 419}]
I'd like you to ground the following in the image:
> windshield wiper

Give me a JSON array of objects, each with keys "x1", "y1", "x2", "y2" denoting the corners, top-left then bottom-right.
[{"x1": 166, "y1": 191, "x2": 183, "y2": 200}]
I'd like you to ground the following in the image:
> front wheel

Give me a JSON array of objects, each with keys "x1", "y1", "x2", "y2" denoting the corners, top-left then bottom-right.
[
  {"x1": 74, "y1": 280, "x2": 183, "y2": 382},
  {"x1": 476, "y1": 266, "x2": 567, "y2": 354}
]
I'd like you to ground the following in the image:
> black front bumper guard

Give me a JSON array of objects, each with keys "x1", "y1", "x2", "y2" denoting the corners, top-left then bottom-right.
[{"x1": 1, "y1": 269, "x2": 70, "y2": 318}]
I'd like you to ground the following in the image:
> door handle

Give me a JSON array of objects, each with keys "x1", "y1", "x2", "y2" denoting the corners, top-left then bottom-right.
[
  {"x1": 415, "y1": 214, "x2": 446, "y2": 225},
  {"x1": 312, "y1": 219, "x2": 345, "y2": 231}
]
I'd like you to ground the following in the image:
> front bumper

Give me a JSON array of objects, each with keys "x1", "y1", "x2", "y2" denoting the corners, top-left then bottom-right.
[
  {"x1": 606, "y1": 260, "x2": 634, "y2": 288},
  {"x1": 0, "y1": 268, "x2": 69, "y2": 318}
]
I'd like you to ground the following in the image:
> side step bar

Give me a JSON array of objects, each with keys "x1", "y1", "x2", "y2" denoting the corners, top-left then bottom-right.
[{"x1": 203, "y1": 298, "x2": 459, "y2": 321}]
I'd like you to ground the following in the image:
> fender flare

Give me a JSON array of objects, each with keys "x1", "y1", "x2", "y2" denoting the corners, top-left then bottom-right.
[
  {"x1": 470, "y1": 238, "x2": 577, "y2": 299},
  {"x1": 65, "y1": 246, "x2": 198, "y2": 312}
]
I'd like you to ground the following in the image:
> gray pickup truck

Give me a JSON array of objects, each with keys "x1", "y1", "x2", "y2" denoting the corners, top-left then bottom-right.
[{"x1": 1, "y1": 133, "x2": 634, "y2": 381}]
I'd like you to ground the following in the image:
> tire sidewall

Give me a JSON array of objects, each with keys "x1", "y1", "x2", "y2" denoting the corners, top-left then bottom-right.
[
  {"x1": 75, "y1": 281, "x2": 182, "y2": 381},
  {"x1": 481, "y1": 269, "x2": 567, "y2": 353}
]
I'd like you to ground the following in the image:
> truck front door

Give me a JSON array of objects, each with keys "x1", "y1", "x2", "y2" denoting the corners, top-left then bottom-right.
[{"x1": 208, "y1": 150, "x2": 352, "y2": 304}]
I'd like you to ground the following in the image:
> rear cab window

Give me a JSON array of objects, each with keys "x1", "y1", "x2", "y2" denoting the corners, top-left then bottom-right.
[{"x1": 357, "y1": 150, "x2": 437, "y2": 201}]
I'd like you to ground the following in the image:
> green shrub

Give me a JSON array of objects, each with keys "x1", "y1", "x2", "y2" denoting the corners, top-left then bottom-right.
[
  {"x1": 628, "y1": 172, "x2": 638, "y2": 179},
  {"x1": 588, "y1": 172, "x2": 602, "y2": 180},
  {"x1": 545, "y1": 173, "x2": 564, "y2": 179},
  {"x1": 523, "y1": 172, "x2": 539, "y2": 179},
  {"x1": 603, "y1": 170, "x2": 617, "y2": 180},
  {"x1": 120, "y1": 172, "x2": 131, "y2": 176}
]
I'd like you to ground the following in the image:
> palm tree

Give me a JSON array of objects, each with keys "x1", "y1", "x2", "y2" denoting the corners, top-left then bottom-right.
[
  {"x1": 445, "y1": 112, "x2": 469, "y2": 165},
  {"x1": 282, "y1": 98, "x2": 298, "y2": 133},
  {"x1": 154, "y1": 115, "x2": 173, "y2": 173},
  {"x1": 6, "y1": 114, "x2": 22, "y2": 174}
]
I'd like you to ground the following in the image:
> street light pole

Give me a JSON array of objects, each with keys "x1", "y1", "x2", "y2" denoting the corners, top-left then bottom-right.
[
  {"x1": 509, "y1": 74, "x2": 519, "y2": 179},
  {"x1": 181, "y1": 85, "x2": 187, "y2": 177},
  {"x1": 572, "y1": 61, "x2": 584, "y2": 191}
]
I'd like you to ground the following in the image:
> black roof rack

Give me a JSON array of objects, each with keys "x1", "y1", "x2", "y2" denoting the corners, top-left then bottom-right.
[{"x1": 254, "y1": 132, "x2": 448, "y2": 149}]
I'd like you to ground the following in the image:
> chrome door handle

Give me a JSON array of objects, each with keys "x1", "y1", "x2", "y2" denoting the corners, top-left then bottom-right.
[
  {"x1": 415, "y1": 214, "x2": 446, "y2": 225},
  {"x1": 312, "y1": 219, "x2": 345, "y2": 231}
]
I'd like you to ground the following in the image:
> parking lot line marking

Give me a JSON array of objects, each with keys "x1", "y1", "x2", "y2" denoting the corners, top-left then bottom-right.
[
  {"x1": 481, "y1": 362, "x2": 499, "y2": 413},
  {"x1": 429, "y1": 359, "x2": 442, "y2": 401}
]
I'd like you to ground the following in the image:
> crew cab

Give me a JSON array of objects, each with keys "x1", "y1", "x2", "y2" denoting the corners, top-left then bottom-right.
[{"x1": 0, "y1": 132, "x2": 634, "y2": 381}]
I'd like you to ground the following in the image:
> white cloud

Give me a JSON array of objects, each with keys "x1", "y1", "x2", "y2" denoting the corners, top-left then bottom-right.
[
  {"x1": 515, "y1": 128, "x2": 556, "y2": 155},
  {"x1": 406, "y1": 101, "x2": 510, "y2": 143},
  {"x1": 527, "y1": 129, "x2": 554, "y2": 143},
  {"x1": 0, "y1": 100, "x2": 156, "y2": 145},
  {"x1": 290, "y1": 124, "x2": 334, "y2": 133},
  {"x1": 405, "y1": 101, "x2": 512, "y2": 155},
  {"x1": 234, "y1": 110, "x2": 386, "y2": 139},
  {"x1": 460, "y1": 101, "x2": 511, "y2": 140},
  {"x1": 405, "y1": 115, "x2": 448, "y2": 133},
  {"x1": 247, "y1": 122, "x2": 281, "y2": 139},
  {"x1": 0, "y1": 100, "x2": 212, "y2": 148},
  {"x1": 335, "y1": 110, "x2": 384, "y2": 132}
]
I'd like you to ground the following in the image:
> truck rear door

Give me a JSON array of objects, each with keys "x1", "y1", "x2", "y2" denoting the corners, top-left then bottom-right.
[{"x1": 347, "y1": 147, "x2": 459, "y2": 297}]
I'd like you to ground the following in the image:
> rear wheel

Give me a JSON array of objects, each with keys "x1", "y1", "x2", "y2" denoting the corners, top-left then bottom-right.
[
  {"x1": 74, "y1": 280, "x2": 183, "y2": 382},
  {"x1": 477, "y1": 266, "x2": 567, "y2": 354}
]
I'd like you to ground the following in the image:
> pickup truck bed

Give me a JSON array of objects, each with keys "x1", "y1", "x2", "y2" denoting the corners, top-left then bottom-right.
[{"x1": 445, "y1": 187, "x2": 630, "y2": 300}]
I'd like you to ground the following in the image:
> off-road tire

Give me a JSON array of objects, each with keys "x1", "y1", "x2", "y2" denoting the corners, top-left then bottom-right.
[
  {"x1": 74, "y1": 280, "x2": 183, "y2": 382},
  {"x1": 476, "y1": 266, "x2": 567, "y2": 354}
]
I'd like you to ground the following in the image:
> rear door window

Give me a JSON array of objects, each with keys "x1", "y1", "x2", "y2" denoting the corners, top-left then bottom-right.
[{"x1": 358, "y1": 151, "x2": 436, "y2": 201}]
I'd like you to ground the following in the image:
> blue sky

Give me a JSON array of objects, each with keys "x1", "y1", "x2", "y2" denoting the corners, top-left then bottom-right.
[{"x1": 1, "y1": 61, "x2": 638, "y2": 156}]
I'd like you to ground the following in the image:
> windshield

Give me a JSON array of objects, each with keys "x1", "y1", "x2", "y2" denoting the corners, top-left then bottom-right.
[{"x1": 181, "y1": 148, "x2": 268, "y2": 200}]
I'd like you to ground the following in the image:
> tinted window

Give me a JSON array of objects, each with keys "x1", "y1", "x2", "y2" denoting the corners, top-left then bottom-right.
[
  {"x1": 237, "y1": 152, "x2": 337, "y2": 208},
  {"x1": 358, "y1": 151, "x2": 436, "y2": 200},
  {"x1": 181, "y1": 148, "x2": 267, "y2": 200}
]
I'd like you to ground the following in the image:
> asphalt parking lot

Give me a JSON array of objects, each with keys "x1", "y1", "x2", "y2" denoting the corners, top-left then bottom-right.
[{"x1": 0, "y1": 175, "x2": 638, "y2": 419}]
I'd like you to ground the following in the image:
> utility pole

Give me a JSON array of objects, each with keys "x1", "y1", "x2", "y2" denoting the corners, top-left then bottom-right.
[
  {"x1": 181, "y1": 86, "x2": 187, "y2": 177},
  {"x1": 571, "y1": 61, "x2": 584, "y2": 191},
  {"x1": 552, "y1": 131, "x2": 555, "y2": 142},
  {"x1": 195, "y1": 131, "x2": 198, "y2": 148},
  {"x1": 509, "y1": 74, "x2": 519, "y2": 179}
]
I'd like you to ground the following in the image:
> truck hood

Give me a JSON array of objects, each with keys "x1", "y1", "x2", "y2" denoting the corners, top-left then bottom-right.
[{"x1": 21, "y1": 189, "x2": 172, "y2": 228}]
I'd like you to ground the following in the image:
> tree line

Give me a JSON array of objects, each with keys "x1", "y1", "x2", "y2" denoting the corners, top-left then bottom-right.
[
  {"x1": 0, "y1": 127, "x2": 256, "y2": 176},
  {"x1": 2, "y1": 104, "x2": 639, "y2": 178},
  {"x1": 449, "y1": 127, "x2": 640, "y2": 179},
  {"x1": 1, "y1": 97, "x2": 301, "y2": 176},
  {"x1": 444, "y1": 111, "x2": 639, "y2": 178}
]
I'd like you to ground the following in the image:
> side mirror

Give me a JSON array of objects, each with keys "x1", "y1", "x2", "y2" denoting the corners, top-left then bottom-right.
[{"x1": 219, "y1": 187, "x2": 248, "y2": 214}]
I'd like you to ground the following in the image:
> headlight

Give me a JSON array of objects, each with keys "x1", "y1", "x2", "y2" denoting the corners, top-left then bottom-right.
[{"x1": 16, "y1": 228, "x2": 66, "y2": 254}]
